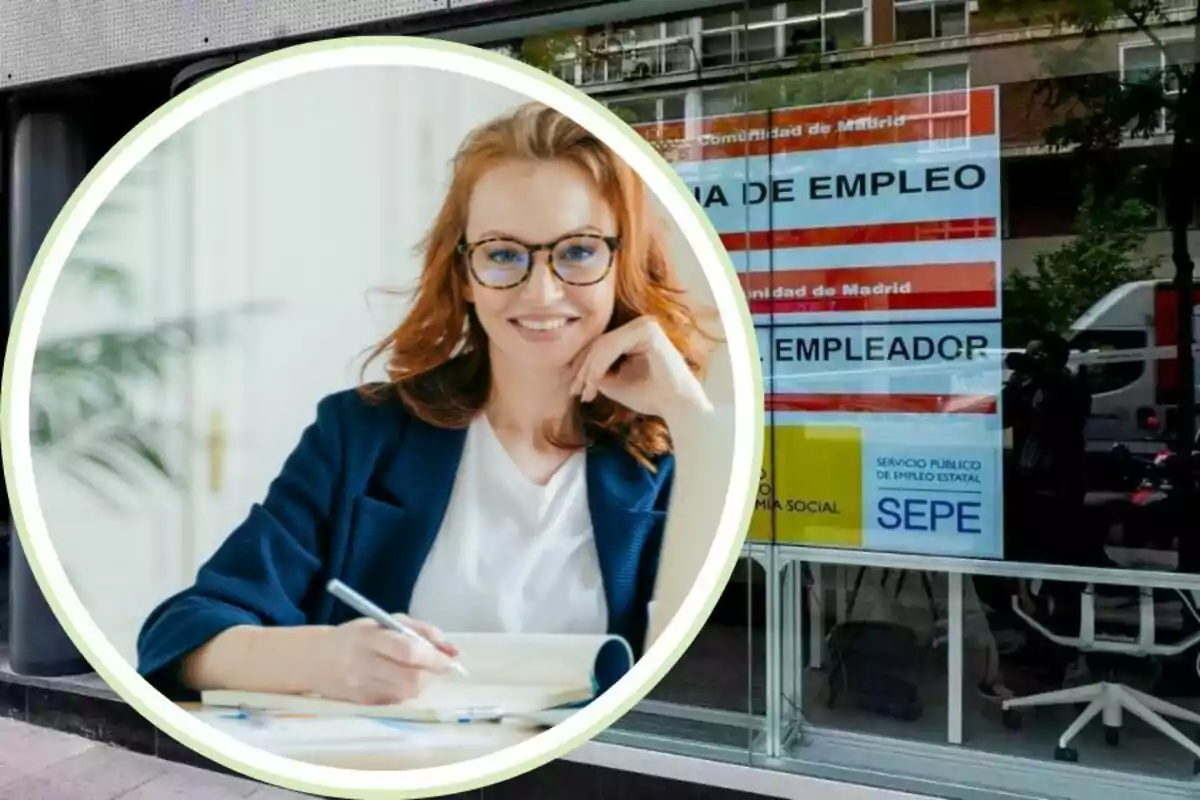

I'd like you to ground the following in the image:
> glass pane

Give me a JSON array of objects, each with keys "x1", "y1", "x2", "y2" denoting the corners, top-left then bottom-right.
[
  {"x1": 580, "y1": 53, "x2": 621, "y2": 85},
  {"x1": 630, "y1": 22, "x2": 662, "y2": 42},
  {"x1": 1164, "y1": 40, "x2": 1193, "y2": 93},
  {"x1": 1165, "y1": 38, "x2": 1195, "y2": 67},
  {"x1": 745, "y1": 2, "x2": 779, "y2": 25},
  {"x1": 795, "y1": 567, "x2": 952, "y2": 745},
  {"x1": 663, "y1": 41, "x2": 696, "y2": 74},
  {"x1": 896, "y1": 6, "x2": 934, "y2": 41},
  {"x1": 648, "y1": 556, "x2": 764, "y2": 719},
  {"x1": 664, "y1": 18, "x2": 692, "y2": 37},
  {"x1": 786, "y1": 0, "x2": 822, "y2": 19},
  {"x1": 608, "y1": 95, "x2": 660, "y2": 124},
  {"x1": 1124, "y1": 44, "x2": 1163, "y2": 84},
  {"x1": 783, "y1": 19, "x2": 823, "y2": 57},
  {"x1": 488, "y1": 0, "x2": 1200, "y2": 795},
  {"x1": 894, "y1": 68, "x2": 931, "y2": 96},
  {"x1": 934, "y1": 2, "x2": 968, "y2": 37},
  {"x1": 745, "y1": 27, "x2": 779, "y2": 61},
  {"x1": 494, "y1": 4, "x2": 760, "y2": 767},
  {"x1": 701, "y1": 10, "x2": 736, "y2": 30},
  {"x1": 660, "y1": 93, "x2": 687, "y2": 121},
  {"x1": 931, "y1": 63, "x2": 970, "y2": 91},
  {"x1": 551, "y1": 61, "x2": 576, "y2": 85},
  {"x1": 968, "y1": 577, "x2": 1200, "y2": 776},
  {"x1": 825, "y1": 11, "x2": 865, "y2": 52},
  {"x1": 620, "y1": 2, "x2": 760, "y2": 761},
  {"x1": 700, "y1": 31, "x2": 736, "y2": 67},
  {"x1": 701, "y1": 85, "x2": 746, "y2": 116}
]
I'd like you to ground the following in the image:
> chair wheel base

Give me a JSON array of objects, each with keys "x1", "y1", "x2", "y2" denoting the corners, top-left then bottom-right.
[
  {"x1": 1055, "y1": 747, "x2": 1079, "y2": 763},
  {"x1": 1105, "y1": 726, "x2": 1119, "y2": 746}
]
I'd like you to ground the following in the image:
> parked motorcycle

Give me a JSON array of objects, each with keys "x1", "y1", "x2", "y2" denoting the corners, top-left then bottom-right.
[{"x1": 1102, "y1": 438, "x2": 1199, "y2": 557}]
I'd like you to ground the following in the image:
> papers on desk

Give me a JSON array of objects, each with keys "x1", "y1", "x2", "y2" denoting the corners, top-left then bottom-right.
[
  {"x1": 201, "y1": 632, "x2": 632, "y2": 723},
  {"x1": 194, "y1": 707, "x2": 504, "y2": 758}
]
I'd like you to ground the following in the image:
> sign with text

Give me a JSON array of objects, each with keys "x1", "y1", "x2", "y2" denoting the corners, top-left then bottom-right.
[
  {"x1": 637, "y1": 88, "x2": 1005, "y2": 558},
  {"x1": 753, "y1": 414, "x2": 1003, "y2": 556}
]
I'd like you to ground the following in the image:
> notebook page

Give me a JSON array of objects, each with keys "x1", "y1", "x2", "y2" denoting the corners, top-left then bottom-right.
[
  {"x1": 439, "y1": 632, "x2": 630, "y2": 688},
  {"x1": 202, "y1": 683, "x2": 591, "y2": 720},
  {"x1": 194, "y1": 707, "x2": 503, "y2": 752},
  {"x1": 200, "y1": 632, "x2": 632, "y2": 719}
]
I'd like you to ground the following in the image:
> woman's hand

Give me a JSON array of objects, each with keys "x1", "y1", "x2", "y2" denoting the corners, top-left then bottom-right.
[
  {"x1": 304, "y1": 614, "x2": 460, "y2": 706},
  {"x1": 570, "y1": 316, "x2": 712, "y2": 428}
]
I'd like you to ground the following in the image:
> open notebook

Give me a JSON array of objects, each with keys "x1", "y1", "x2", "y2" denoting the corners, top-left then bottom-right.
[{"x1": 200, "y1": 632, "x2": 633, "y2": 722}]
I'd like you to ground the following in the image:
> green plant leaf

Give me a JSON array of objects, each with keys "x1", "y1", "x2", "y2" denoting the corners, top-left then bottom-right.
[
  {"x1": 31, "y1": 257, "x2": 277, "y2": 496},
  {"x1": 62, "y1": 258, "x2": 138, "y2": 305}
]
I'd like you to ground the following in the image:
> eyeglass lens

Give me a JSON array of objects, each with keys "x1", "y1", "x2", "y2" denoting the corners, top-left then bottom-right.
[{"x1": 470, "y1": 235, "x2": 612, "y2": 287}]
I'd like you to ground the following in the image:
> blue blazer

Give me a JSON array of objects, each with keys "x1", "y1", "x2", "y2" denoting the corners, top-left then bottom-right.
[{"x1": 136, "y1": 387, "x2": 674, "y2": 700}]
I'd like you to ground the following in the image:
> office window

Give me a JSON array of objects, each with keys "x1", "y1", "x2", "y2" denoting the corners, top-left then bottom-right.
[
  {"x1": 700, "y1": 0, "x2": 867, "y2": 67},
  {"x1": 823, "y1": 9, "x2": 867, "y2": 51},
  {"x1": 549, "y1": 60, "x2": 578, "y2": 85},
  {"x1": 509, "y1": 3, "x2": 871, "y2": 85},
  {"x1": 607, "y1": 92, "x2": 688, "y2": 124},
  {"x1": 513, "y1": 22, "x2": 701, "y2": 87},
  {"x1": 782, "y1": 0, "x2": 868, "y2": 53},
  {"x1": 607, "y1": 95, "x2": 660, "y2": 124},
  {"x1": 701, "y1": 85, "x2": 749, "y2": 116},
  {"x1": 1121, "y1": 38, "x2": 1194, "y2": 134},
  {"x1": 782, "y1": 0, "x2": 867, "y2": 55},
  {"x1": 661, "y1": 93, "x2": 688, "y2": 121},
  {"x1": 892, "y1": 63, "x2": 969, "y2": 95},
  {"x1": 892, "y1": 64, "x2": 972, "y2": 149},
  {"x1": 485, "y1": 36, "x2": 583, "y2": 84},
  {"x1": 606, "y1": 20, "x2": 700, "y2": 83},
  {"x1": 700, "y1": 6, "x2": 778, "y2": 67},
  {"x1": 895, "y1": 0, "x2": 969, "y2": 42}
]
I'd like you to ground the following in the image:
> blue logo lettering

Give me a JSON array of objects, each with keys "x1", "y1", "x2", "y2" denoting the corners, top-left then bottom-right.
[{"x1": 875, "y1": 496, "x2": 983, "y2": 535}]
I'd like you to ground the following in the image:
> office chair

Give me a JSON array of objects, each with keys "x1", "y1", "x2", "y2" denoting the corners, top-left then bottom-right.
[{"x1": 1001, "y1": 582, "x2": 1200, "y2": 772}]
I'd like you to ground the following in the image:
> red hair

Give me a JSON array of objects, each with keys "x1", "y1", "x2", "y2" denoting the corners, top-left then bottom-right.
[{"x1": 362, "y1": 101, "x2": 715, "y2": 466}]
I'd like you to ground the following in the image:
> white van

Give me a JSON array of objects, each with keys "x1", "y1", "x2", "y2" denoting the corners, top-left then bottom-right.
[{"x1": 1067, "y1": 280, "x2": 1200, "y2": 450}]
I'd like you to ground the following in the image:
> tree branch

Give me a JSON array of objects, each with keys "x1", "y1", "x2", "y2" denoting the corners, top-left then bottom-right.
[{"x1": 1123, "y1": 4, "x2": 1190, "y2": 87}]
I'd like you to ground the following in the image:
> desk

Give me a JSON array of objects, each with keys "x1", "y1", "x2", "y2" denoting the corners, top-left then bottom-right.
[{"x1": 181, "y1": 703, "x2": 544, "y2": 770}]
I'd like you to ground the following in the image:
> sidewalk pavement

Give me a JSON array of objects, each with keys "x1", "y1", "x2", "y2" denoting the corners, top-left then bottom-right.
[{"x1": 0, "y1": 717, "x2": 310, "y2": 799}]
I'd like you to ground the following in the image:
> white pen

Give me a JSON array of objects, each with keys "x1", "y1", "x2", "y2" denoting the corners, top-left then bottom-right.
[{"x1": 326, "y1": 579, "x2": 470, "y2": 678}]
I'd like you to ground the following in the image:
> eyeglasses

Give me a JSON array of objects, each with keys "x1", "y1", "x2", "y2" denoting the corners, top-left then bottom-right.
[{"x1": 457, "y1": 233, "x2": 621, "y2": 289}]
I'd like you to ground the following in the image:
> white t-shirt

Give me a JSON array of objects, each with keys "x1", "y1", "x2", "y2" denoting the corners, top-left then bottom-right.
[{"x1": 407, "y1": 414, "x2": 608, "y2": 635}]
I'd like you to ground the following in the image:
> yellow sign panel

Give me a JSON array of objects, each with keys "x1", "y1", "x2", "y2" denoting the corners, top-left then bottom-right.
[{"x1": 749, "y1": 425, "x2": 863, "y2": 546}]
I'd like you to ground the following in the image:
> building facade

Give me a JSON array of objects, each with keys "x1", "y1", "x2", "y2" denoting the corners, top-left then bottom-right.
[{"x1": 2, "y1": 2, "x2": 1198, "y2": 799}]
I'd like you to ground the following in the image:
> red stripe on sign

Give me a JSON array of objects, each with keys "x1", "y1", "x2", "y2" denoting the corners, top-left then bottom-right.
[
  {"x1": 766, "y1": 393, "x2": 998, "y2": 414},
  {"x1": 633, "y1": 88, "x2": 999, "y2": 162},
  {"x1": 722, "y1": 218, "x2": 997, "y2": 252},
  {"x1": 749, "y1": 290, "x2": 997, "y2": 314}
]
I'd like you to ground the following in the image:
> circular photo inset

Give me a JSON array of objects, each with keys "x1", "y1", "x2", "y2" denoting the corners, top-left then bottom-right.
[{"x1": 3, "y1": 38, "x2": 761, "y2": 798}]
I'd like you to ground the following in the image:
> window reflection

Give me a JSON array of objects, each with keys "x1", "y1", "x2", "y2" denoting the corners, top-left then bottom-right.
[
  {"x1": 895, "y1": 0, "x2": 969, "y2": 41},
  {"x1": 492, "y1": 0, "x2": 1200, "y2": 792}
]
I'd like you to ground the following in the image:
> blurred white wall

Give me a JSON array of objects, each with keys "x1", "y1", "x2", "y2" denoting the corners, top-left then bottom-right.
[{"x1": 33, "y1": 66, "x2": 737, "y2": 665}]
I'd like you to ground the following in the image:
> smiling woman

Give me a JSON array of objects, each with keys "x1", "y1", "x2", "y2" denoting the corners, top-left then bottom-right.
[{"x1": 134, "y1": 101, "x2": 721, "y2": 711}]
